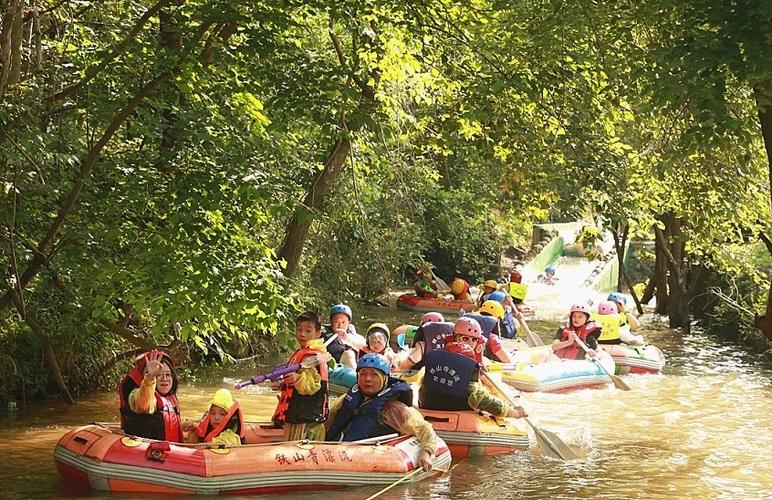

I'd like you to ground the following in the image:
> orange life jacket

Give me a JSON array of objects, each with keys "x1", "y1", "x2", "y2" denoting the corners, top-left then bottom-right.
[
  {"x1": 196, "y1": 400, "x2": 245, "y2": 443},
  {"x1": 272, "y1": 346, "x2": 329, "y2": 426}
]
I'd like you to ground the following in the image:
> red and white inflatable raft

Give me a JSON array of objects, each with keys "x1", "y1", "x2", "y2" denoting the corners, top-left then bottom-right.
[{"x1": 54, "y1": 424, "x2": 451, "y2": 495}]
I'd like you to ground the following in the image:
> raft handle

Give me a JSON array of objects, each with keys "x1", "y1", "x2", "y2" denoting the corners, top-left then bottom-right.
[
  {"x1": 73, "y1": 436, "x2": 88, "y2": 445},
  {"x1": 423, "y1": 415, "x2": 451, "y2": 423}
]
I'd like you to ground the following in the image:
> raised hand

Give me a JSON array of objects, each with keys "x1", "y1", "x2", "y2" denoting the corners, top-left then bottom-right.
[{"x1": 143, "y1": 350, "x2": 165, "y2": 378}]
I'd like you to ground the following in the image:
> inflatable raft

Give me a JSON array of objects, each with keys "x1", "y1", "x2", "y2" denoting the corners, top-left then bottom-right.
[
  {"x1": 396, "y1": 294, "x2": 475, "y2": 315},
  {"x1": 501, "y1": 352, "x2": 616, "y2": 393},
  {"x1": 419, "y1": 409, "x2": 529, "y2": 457},
  {"x1": 329, "y1": 364, "x2": 357, "y2": 395},
  {"x1": 55, "y1": 424, "x2": 451, "y2": 495},
  {"x1": 600, "y1": 344, "x2": 665, "y2": 374}
]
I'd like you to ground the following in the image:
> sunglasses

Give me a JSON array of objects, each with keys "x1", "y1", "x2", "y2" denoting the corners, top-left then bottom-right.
[{"x1": 456, "y1": 334, "x2": 477, "y2": 342}]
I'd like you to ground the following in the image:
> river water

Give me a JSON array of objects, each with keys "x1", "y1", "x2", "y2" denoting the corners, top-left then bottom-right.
[{"x1": 1, "y1": 299, "x2": 770, "y2": 499}]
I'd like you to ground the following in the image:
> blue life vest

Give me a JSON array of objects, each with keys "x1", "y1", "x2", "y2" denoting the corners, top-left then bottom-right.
[
  {"x1": 422, "y1": 322, "x2": 454, "y2": 353},
  {"x1": 325, "y1": 377, "x2": 413, "y2": 442},
  {"x1": 501, "y1": 310, "x2": 517, "y2": 339},
  {"x1": 421, "y1": 350, "x2": 478, "y2": 411}
]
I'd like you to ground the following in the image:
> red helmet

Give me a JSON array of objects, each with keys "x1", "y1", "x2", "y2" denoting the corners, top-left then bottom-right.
[
  {"x1": 570, "y1": 303, "x2": 591, "y2": 318},
  {"x1": 444, "y1": 341, "x2": 477, "y2": 360},
  {"x1": 597, "y1": 301, "x2": 618, "y2": 315},
  {"x1": 453, "y1": 317, "x2": 482, "y2": 339},
  {"x1": 420, "y1": 312, "x2": 445, "y2": 325},
  {"x1": 510, "y1": 271, "x2": 522, "y2": 283}
]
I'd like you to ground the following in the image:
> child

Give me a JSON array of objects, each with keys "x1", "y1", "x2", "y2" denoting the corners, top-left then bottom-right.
[
  {"x1": 337, "y1": 323, "x2": 397, "y2": 366},
  {"x1": 272, "y1": 311, "x2": 329, "y2": 441},
  {"x1": 420, "y1": 318, "x2": 526, "y2": 419},
  {"x1": 322, "y1": 304, "x2": 358, "y2": 367},
  {"x1": 477, "y1": 279, "x2": 499, "y2": 307},
  {"x1": 184, "y1": 388, "x2": 244, "y2": 447},
  {"x1": 551, "y1": 303, "x2": 601, "y2": 360},
  {"x1": 448, "y1": 277, "x2": 474, "y2": 303}
]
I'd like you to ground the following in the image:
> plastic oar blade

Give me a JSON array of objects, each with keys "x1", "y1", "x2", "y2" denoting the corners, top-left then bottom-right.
[
  {"x1": 525, "y1": 329, "x2": 545, "y2": 347},
  {"x1": 574, "y1": 337, "x2": 631, "y2": 391},
  {"x1": 529, "y1": 421, "x2": 579, "y2": 461}
]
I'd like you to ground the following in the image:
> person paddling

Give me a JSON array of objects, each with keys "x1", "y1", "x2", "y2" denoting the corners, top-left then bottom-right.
[{"x1": 551, "y1": 303, "x2": 601, "y2": 360}]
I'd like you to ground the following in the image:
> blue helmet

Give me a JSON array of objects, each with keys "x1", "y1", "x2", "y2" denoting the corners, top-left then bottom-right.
[
  {"x1": 357, "y1": 353, "x2": 391, "y2": 376},
  {"x1": 489, "y1": 290, "x2": 507, "y2": 303},
  {"x1": 607, "y1": 292, "x2": 627, "y2": 305},
  {"x1": 330, "y1": 304, "x2": 352, "y2": 320},
  {"x1": 545, "y1": 265, "x2": 555, "y2": 274}
]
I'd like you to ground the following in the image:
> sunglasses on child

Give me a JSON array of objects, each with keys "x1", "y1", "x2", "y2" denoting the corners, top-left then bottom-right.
[{"x1": 455, "y1": 334, "x2": 477, "y2": 342}]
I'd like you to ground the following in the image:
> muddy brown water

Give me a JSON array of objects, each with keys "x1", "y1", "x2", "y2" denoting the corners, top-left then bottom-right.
[{"x1": 1, "y1": 303, "x2": 770, "y2": 499}]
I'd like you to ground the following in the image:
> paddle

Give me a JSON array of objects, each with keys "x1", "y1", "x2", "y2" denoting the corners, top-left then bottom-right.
[
  {"x1": 430, "y1": 270, "x2": 450, "y2": 292},
  {"x1": 480, "y1": 371, "x2": 579, "y2": 461},
  {"x1": 573, "y1": 336, "x2": 631, "y2": 391},
  {"x1": 235, "y1": 334, "x2": 337, "y2": 389},
  {"x1": 514, "y1": 308, "x2": 544, "y2": 347}
]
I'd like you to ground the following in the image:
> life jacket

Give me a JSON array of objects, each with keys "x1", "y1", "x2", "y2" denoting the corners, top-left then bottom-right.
[
  {"x1": 326, "y1": 377, "x2": 412, "y2": 442},
  {"x1": 118, "y1": 352, "x2": 183, "y2": 442},
  {"x1": 322, "y1": 324, "x2": 355, "y2": 363},
  {"x1": 554, "y1": 320, "x2": 602, "y2": 360},
  {"x1": 507, "y1": 282, "x2": 528, "y2": 302},
  {"x1": 195, "y1": 401, "x2": 245, "y2": 444},
  {"x1": 421, "y1": 350, "x2": 478, "y2": 411},
  {"x1": 500, "y1": 310, "x2": 517, "y2": 339},
  {"x1": 592, "y1": 313, "x2": 622, "y2": 344},
  {"x1": 411, "y1": 321, "x2": 454, "y2": 370},
  {"x1": 272, "y1": 345, "x2": 329, "y2": 426}
]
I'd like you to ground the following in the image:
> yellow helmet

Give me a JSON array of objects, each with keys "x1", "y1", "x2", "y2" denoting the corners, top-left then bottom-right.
[
  {"x1": 479, "y1": 300, "x2": 505, "y2": 320},
  {"x1": 451, "y1": 278, "x2": 467, "y2": 295},
  {"x1": 483, "y1": 279, "x2": 498, "y2": 290},
  {"x1": 210, "y1": 388, "x2": 235, "y2": 412}
]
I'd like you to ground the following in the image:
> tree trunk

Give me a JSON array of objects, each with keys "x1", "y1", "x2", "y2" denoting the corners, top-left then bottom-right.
[
  {"x1": 653, "y1": 220, "x2": 669, "y2": 315},
  {"x1": 9, "y1": 288, "x2": 75, "y2": 404},
  {"x1": 611, "y1": 224, "x2": 628, "y2": 292},
  {"x1": 754, "y1": 80, "x2": 772, "y2": 341},
  {"x1": 157, "y1": 2, "x2": 184, "y2": 170},
  {"x1": 0, "y1": 0, "x2": 23, "y2": 98},
  {"x1": 278, "y1": 52, "x2": 381, "y2": 277},
  {"x1": 654, "y1": 222, "x2": 690, "y2": 333},
  {"x1": 641, "y1": 272, "x2": 656, "y2": 305}
]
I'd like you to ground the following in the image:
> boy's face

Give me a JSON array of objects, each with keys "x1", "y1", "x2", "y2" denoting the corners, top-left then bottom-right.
[
  {"x1": 208, "y1": 405, "x2": 227, "y2": 426},
  {"x1": 483, "y1": 286, "x2": 495, "y2": 295},
  {"x1": 330, "y1": 313, "x2": 350, "y2": 332},
  {"x1": 296, "y1": 320, "x2": 321, "y2": 346}
]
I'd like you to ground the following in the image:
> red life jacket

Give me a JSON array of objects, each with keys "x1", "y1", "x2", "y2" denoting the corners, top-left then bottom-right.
[
  {"x1": 442, "y1": 334, "x2": 484, "y2": 363},
  {"x1": 118, "y1": 352, "x2": 183, "y2": 442},
  {"x1": 272, "y1": 346, "x2": 329, "y2": 426},
  {"x1": 554, "y1": 320, "x2": 600, "y2": 360},
  {"x1": 196, "y1": 401, "x2": 245, "y2": 443}
]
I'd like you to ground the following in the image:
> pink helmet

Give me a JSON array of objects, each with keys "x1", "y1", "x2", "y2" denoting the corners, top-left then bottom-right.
[
  {"x1": 569, "y1": 303, "x2": 591, "y2": 318},
  {"x1": 598, "y1": 301, "x2": 618, "y2": 315},
  {"x1": 420, "y1": 312, "x2": 445, "y2": 325},
  {"x1": 452, "y1": 317, "x2": 482, "y2": 339}
]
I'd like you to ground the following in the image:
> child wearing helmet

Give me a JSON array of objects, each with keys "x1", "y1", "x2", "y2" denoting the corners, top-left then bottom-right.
[
  {"x1": 608, "y1": 292, "x2": 642, "y2": 333},
  {"x1": 477, "y1": 279, "x2": 499, "y2": 307},
  {"x1": 507, "y1": 270, "x2": 528, "y2": 305},
  {"x1": 326, "y1": 354, "x2": 438, "y2": 472},
  {"x1": 448, "y1": 277, "x2": 474, "y2": 303},
  {"x1": 322, "y1": 304, "x2": 358, "y2": 368},
  {"x1": 551, "y1": 303, "x2": 601, "y2": 360},
  {"x1": 420, "y1": 326, "x2": 527, "y2": 419},
  {"x1": 335, "y1": 323, "x2": 397, "y2": 366},
  {"x1": 272, "y1": 311, "x2": 330, "y2": 441},
  {"x1": 183, "y1": 389, "x2": 244, "y2": 447},
  {"x1": 537, "y1": 265, "x2": 557, "y2": 285}
]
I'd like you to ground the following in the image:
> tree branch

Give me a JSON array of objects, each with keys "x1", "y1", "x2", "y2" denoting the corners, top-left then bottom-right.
[{"x1": 51, "y1": 0, "x2": 174, "y2": 103}]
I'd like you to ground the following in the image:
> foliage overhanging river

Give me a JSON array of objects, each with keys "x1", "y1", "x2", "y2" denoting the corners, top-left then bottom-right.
[{"x1": 1, "y1": 300, "x2": 770, "y2": 499}]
